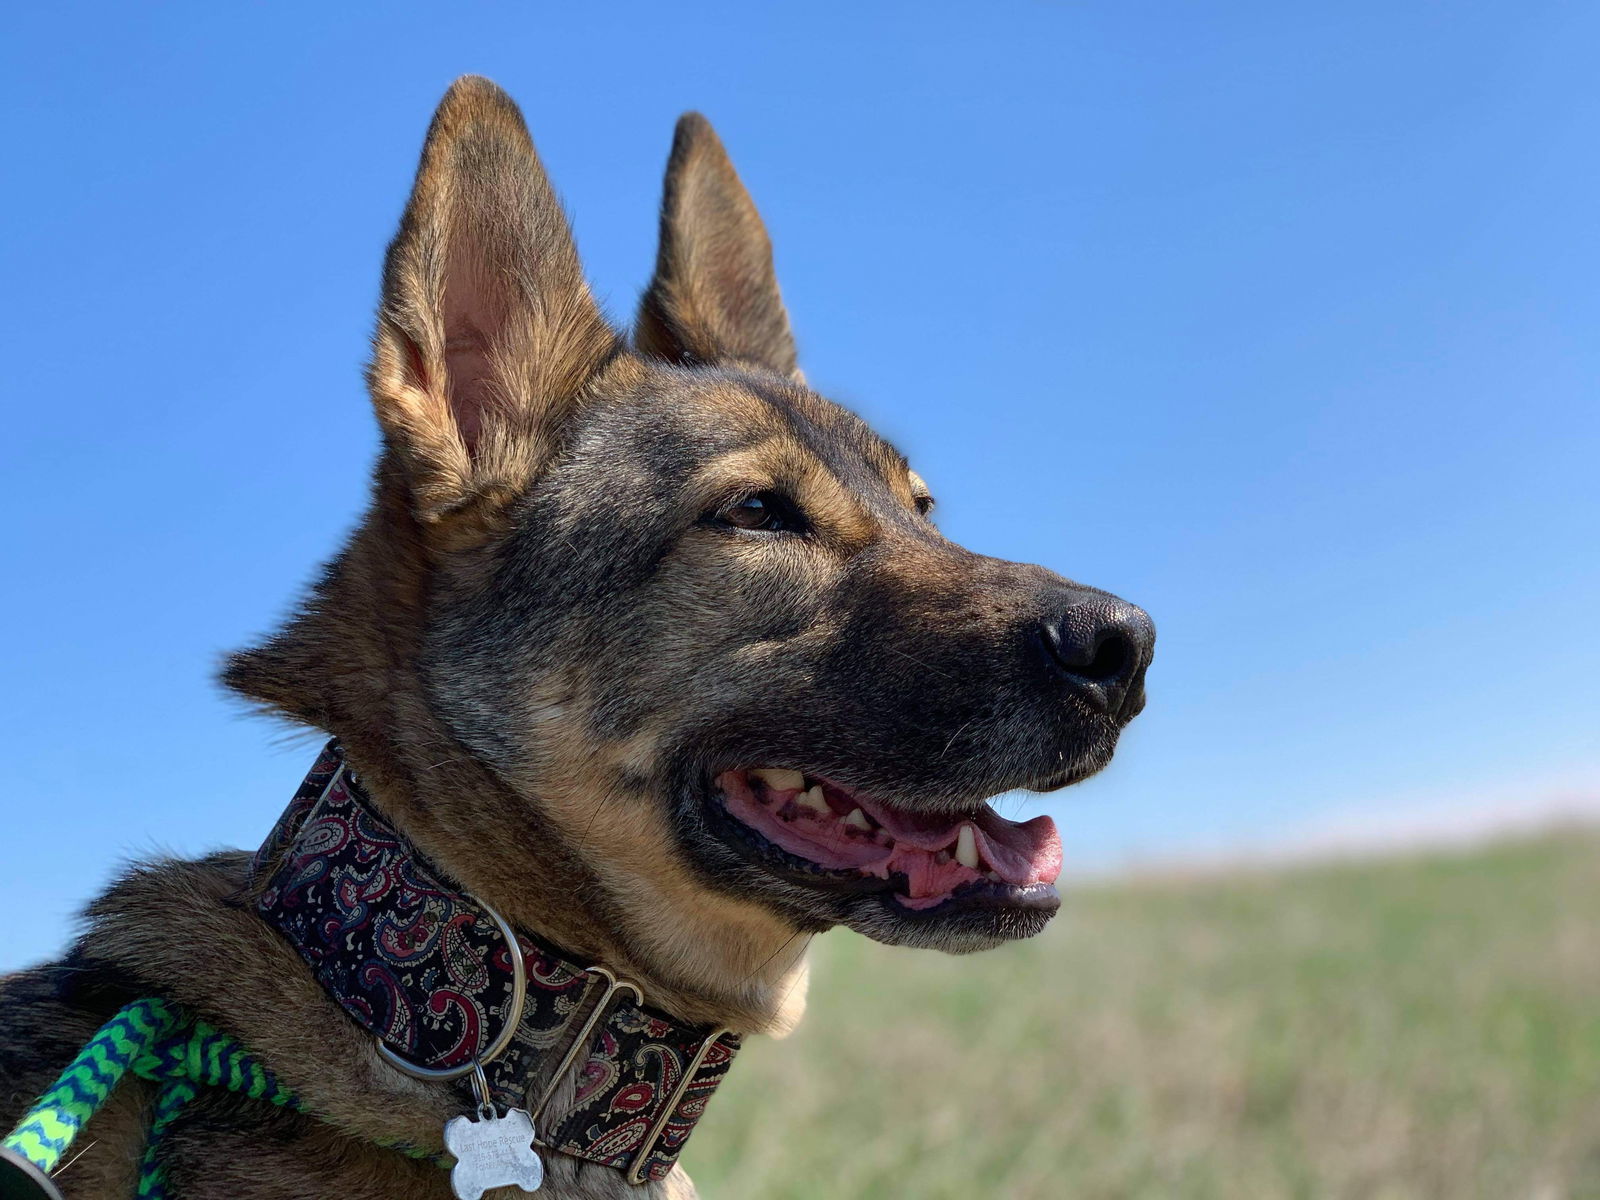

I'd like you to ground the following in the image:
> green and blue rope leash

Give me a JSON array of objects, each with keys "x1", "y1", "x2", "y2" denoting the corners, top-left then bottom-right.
[{"x1": 1, "y1": 997, "x2": 445, "y2": 1198}]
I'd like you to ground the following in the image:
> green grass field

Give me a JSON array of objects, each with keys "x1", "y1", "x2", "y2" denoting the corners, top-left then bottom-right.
[{"x1": 684, "y1": 831, "x2": 1600, "y2": 1199}]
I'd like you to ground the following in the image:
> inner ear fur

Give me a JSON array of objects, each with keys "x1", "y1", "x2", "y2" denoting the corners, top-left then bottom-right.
[
  {"x1": 635, "y1": 113, "x2": 799, "y2": 379},
  {"x1": 368, "y1": 76, "x2": 619, "y2": 525}
]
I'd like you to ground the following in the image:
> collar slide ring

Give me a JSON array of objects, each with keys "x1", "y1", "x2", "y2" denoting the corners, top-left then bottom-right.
[
  {"x1": 529, "y1": 964, "x2": 644, "y2": 1124},
  {"x1": 625, "y1": 1025, "x2": 730, "y2": 1185}
]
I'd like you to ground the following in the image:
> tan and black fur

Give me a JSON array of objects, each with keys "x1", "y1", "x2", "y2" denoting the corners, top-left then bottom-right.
[{"x1": 0, "y1": 77, "x2": 1153, "y2": 1198}]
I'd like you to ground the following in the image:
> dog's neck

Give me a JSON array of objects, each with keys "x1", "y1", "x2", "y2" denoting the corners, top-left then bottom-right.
[
  {"x1": 224, "y1": 468, "x2": 811, "y2": 1035},
  {"x1": 324, "y1": 730, "x2": 812, "y2": 1036},
  {"x1": 249, "y1": 742, "x2": 751, "y2": 1185}
]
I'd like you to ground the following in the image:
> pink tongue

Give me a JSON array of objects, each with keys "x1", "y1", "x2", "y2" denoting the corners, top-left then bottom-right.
[{"x1": 973, "y1": 808, "x2": 1062, "y2": 887}]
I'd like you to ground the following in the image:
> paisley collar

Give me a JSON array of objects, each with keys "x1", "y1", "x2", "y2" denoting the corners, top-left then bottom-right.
[{"x1": 249, "y1": 741, "x2": 740, "y2": 1186}]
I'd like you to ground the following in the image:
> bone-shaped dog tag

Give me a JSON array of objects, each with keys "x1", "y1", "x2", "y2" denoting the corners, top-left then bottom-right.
[{"x1": 443, "y1": 1107, "x2": 543, "y2": 1199}]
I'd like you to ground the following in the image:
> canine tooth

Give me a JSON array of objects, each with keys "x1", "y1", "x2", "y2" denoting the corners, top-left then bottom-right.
[
  {"x1": 752, "y1": 768, "x2": 806, "y2": 792},
  {"x1": 843, "y1": 807, "x2": 872, "y2": 831},
  {"x1": 797, "y1": 785, "x2": 831, "y2": 814},
  {"x1": 955, "y1": 824, "x2": 980, "y2": 870}
]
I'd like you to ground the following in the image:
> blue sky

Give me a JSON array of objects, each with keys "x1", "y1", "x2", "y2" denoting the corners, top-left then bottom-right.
[{"x1": 3, "y1": 1, "x2": 1596, "y2": 967}]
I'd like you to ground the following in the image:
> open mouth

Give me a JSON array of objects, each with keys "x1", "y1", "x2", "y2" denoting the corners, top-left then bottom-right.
[{"x1": 713, "y1": 768, "x2": 1062, "y2": 915}]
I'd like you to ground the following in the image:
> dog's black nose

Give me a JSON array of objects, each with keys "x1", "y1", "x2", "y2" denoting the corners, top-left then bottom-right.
[{"x1": 1041, "y1": 596, "x2": 1155, "y2": 720}]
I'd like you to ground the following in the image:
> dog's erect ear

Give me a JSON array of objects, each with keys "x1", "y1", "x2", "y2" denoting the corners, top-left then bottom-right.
[
  {"x1": 368, "y1": 76, "x2": 618, "y2": 523},
  {"x1": 635, "y1": 114, "x2": 799, "y2": 379}
]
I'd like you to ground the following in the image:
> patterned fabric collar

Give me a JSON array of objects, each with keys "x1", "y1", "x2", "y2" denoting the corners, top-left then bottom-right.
[{"x1": 249, "y1": 741, "x2": 740, "y2": 1186}]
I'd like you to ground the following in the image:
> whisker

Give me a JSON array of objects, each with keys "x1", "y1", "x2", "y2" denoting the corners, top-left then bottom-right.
[
  {"x1": 54, "y1": 1139, "x2": 98, "y2": 1177},
  {"x1": 739, "y1": 930, "x2": 809, "y2": 991},
  {"x1": 887, "y1": 646, "x2": 954, "y2": 680}
]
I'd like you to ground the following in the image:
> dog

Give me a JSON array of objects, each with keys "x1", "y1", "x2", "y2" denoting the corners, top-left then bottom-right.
[{"x1": 0, "y1": 76, "x2": 1152, "y2": 1199}]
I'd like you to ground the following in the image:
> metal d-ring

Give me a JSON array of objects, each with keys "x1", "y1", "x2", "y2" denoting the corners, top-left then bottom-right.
[{"x1": 372, "y1": 893, "x2": 528, "y2": 1083}]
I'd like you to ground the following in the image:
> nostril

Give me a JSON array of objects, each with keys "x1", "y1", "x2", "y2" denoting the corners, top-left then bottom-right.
[
  {"x1": 1081, "y1": 632, "x2": 1132, "y2": 684},
  {"x1": 1043, "y1": 624, "x2": 1132, "y2": 686}
]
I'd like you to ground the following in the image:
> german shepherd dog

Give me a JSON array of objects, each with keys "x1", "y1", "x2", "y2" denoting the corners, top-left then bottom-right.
[{"x1": 0, "y1": 78, "x2": 1152, "y2": 1198}]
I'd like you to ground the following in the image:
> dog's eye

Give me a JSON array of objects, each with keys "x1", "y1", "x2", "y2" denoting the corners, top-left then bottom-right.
[{"x1": 718, "y1": 492, "x2": 795, "y2": 533}]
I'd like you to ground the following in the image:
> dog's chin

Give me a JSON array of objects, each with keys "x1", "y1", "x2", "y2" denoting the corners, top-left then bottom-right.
[
  {"x1": 688, "y1": 764, "x2": 1093, "y2": 953},
  {"x1": 840, "y1": 886, "x2": 1060, "y2": 953}
]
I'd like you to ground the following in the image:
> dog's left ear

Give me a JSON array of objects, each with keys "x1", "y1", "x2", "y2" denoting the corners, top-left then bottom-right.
[
  {"x1": 635, "y1": 114, "x2": 800, "y2": 379},
  {"x1": 368, "y1": 76, "x2": 618, "y2": 526}
]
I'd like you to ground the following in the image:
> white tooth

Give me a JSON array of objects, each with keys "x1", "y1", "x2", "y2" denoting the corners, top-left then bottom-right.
[
  {"x1": 752, "y1": 768, "x2": 806, "y2": 792},
  {"x1": 843, "y1": 807, "x2": 872, "y2": 831},
  {"x1": 955, "y1": 824, "x2": 980, "y2": 870},
  {"x1": 797, "y1": 785, "x2": 831, "y2": 814}
]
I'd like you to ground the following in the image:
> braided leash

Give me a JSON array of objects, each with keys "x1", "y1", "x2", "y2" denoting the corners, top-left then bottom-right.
[{"x1": 1, "y1": 997, "x2": 443, "y2": 1197}]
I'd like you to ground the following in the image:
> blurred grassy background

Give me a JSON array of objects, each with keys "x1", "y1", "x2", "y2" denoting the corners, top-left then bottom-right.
[{"x1": 685, "y1": 832, "x2": 1600, "y2": 1199}]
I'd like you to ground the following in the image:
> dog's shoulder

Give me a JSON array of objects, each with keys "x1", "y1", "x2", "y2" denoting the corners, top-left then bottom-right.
[
  {"x1": 0, "y1": 855, "x2": 451, "y2": 1199},
  {"x1": 0, "y1": 951, "x2": 155, "y2": 1197},
  {"x1": 0, "y1": 955, "x2": 127, "y2": 1111},
  {"x1": 0, "y1": 855, "x2": 254, "y2": 1197},
  {"x1": 1, "y1": 850, "x2": 261, "y2": 1069}
]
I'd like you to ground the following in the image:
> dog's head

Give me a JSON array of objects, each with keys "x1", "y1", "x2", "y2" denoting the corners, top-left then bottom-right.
[{"x1": 230, "y1": 78, "x2": 1152, "y2": 1005}]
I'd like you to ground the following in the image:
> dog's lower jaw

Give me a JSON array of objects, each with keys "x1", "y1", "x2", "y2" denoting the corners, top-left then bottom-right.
[
  {"x1": 681, "y1": 767, "x2": 1068, "y2": 957},
  {"x1": 844, "y1": 890, "x2": 1058, "y2": 954}
]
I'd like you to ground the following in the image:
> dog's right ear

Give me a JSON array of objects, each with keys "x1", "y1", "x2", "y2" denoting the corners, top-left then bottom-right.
[{"x1": 368, "y1": 76, "x2": 618, "y2": 526}]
